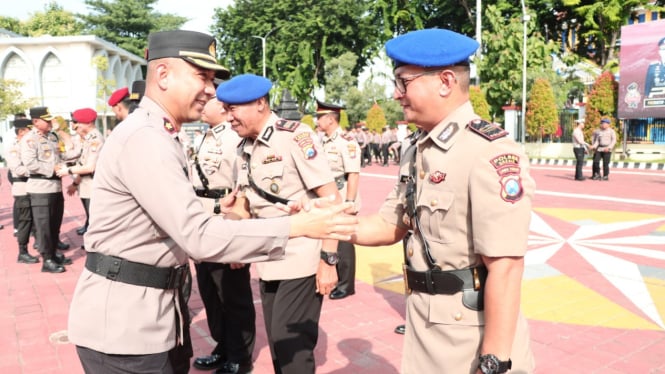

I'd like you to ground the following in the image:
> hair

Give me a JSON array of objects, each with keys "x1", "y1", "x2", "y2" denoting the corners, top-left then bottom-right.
[
  {"x1": 450, "y1": 64, "x2": 471, "y2": 92},
  {"x1": 659, "y1": 37, "x2": 665, "y2": 46}
]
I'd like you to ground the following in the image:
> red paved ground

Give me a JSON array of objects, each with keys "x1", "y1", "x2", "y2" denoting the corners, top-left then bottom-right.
[{"x1": 0, "y1": 160, "x2": 664, "y2": 373}]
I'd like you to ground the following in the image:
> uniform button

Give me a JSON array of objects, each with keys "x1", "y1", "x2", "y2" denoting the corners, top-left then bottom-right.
[
  {"x1": 407, "y1": 247, "x2": 414, "y2": 257},
  {"x1": 419, "y1": 170, "x2": 425, "y2": 179},
  {"x1": 251, "y1": 163, "x2": 257, "y2": 169},
  {"x1": 453, "y1": 312, "x2": 463, "y2": 321},
  {"x1": 431, "y1": 199, "x2": 438, "y2": 206}
]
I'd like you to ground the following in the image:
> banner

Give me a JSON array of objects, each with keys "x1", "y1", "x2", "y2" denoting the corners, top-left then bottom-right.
[{"x1": 618, "y1": 19, "x2": 665, "y2": 119}]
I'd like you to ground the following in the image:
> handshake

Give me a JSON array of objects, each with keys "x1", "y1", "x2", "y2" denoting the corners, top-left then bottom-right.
[{"x1": 283, "y1": 195, "x2": 358, "y2": 241}]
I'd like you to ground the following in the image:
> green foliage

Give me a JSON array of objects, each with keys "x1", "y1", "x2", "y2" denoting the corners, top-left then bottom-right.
[
  {"x1": 526, "y1": 78, "x2": 559, "y2": 141},
  {"x1": 469, "y1": 86, "x2": 491, "y2": 120},
  {"x1": 0, "y1": 16, "x2": 24, "y2": 35},
  {"x1": 324, "y1": 52, "x2": 358, "y2": 103},
  {"x1": 365, "y1": 103, "x2": 387, "y2": 132},
  {"x1": 0, "y1": 80, "x2": 35, "y2": 120},
  {"x1": 300, "y1": 114, "x2": 315, "y2": 129},
  {"x1": 211, "y1": 0, "x2": 381, "y2": 109},
  {"x1": 80, "y1": 0, "x2": 187, "y2": 57},
  {"x1": 585, "y1": 70, "x2": 621, "y2": 143},
  {"x1": 22, "y1": 2, "x2": 84, "y2": 36},
  {"x1": 339, "y1": 111, "x2": 350, "y2": 130}
]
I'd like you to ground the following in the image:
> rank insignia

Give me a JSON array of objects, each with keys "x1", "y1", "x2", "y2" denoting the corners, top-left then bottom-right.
[
  {"x1": 468, "y1": 119, "x2": 507, "y2": 141},
  {"x1": 437, "y1": 122, "x2": 459, "y2": 143},
  {"x1": 429, "y1": 171, "x2": 446, "y2": 183},
  {"x1": 347, "y1": 143, "x2": 357, "y2": 159},
  {"x1": 263, "y1": 154, "x2": 283, "y2": 164},
  {"x1": 163, "y1": 118, "x2": 176, "y2": 134},
  {"x1": 499, "y1": 174, "x2": 523, "y2": 203},
  {"x1": 276, "y1": 119, "x2": 300, "y2": 132},
  {"x1": 293, "y1": 132, "x2": 317, "y2": 159}
]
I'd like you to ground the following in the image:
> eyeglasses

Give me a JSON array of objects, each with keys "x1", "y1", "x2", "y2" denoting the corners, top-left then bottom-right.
[{"x1": 393, "y1": 69, "x2": 446, "y2": 94}]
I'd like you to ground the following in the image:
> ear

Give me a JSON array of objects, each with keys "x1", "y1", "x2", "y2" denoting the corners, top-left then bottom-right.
[
  {"x1": 154, "y1": 62, "x2": 170, "y2": 90},
  {"x1": 438, "y1": 70, "x2": 457, "y2": 97}
]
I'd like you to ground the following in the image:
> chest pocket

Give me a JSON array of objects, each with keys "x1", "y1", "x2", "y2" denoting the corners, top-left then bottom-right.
[
  {"x1": 201, "y1": 154, "x2": 223, "y2": 175},
  {"x1": 40, "y1": 144, "x2": 54, "y2": 161},
  {"x1": 417, "y1": 185, "x2": 455, "y2": 243}
]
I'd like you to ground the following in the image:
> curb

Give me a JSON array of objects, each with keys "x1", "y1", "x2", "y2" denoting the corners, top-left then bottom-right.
[{"x1": 529, "y1": 158, "x2": 665, "y2": 170}]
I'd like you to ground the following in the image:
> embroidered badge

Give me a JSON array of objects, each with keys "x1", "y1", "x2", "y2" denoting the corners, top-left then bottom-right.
[
  {"x1": 293, "y1": 132, "x2": 317, "y2": 159},
  {"x1": 429, "y1": 171, "x2": 446, "y2": 184},
  {"x1": 163, "y1": 118, "x2": 176, "y2": 134},
  {"x1": 437, "y1": 122, "x2": 459, "y2": 143},
  {"x1": 468, "y1": 119, "x2": 507, "y2": 141},
  {"x1": 261, "y1": 126, "x2": 274, "y2": 141},
  {"x1": 490, "y1": 153, "x2": 523, "y2": 203},
  {"x1": 275, "y1": 119, "x2": 300, "y2": 132},
  {"x1": 347, "y1": 143, "x2": 357, "y2": 159},
  {"x1": 263, "y1": 154, "x2": 283, "y2": 164},
  {"x1": 213, "y1": 124, "x2": 225, "y2": 134}
]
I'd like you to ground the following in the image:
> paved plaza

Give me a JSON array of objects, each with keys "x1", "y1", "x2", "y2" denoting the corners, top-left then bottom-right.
[{"x1": 0, "y1": 160, "x2": 664, "y2": 373}]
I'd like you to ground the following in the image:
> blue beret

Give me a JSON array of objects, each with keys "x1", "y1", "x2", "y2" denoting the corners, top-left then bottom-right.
[
  {"x1": 600, "y1": 117, "x2": 611, "y2": 124},
  {"x1": 216, "y1": 74, "x2": 273, "y2": 105},
  {"x1": 385, "y1": 28, "x2": 479, "y2": 68}
]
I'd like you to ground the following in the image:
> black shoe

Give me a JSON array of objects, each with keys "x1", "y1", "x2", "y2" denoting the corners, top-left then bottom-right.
[
  {"x1": 57, "y1": 241, "x2": 71, "y2": 250},
  {"x1": 329, "y1": 289, "x2": 354, "y2": 300},
  {"x1": 18, "y1": 253, "x2": 40, "y2": 264},
  {"x1": 33, "y1": 243, "x2": 39, "y2": 250},
  {"x1": 602, "y1": 176, "x2": 609, "y2": 181},
  {"x1": 54, "y1": 252, "x2": 73, "y2": 265},
  {"x1": 591, "y1": 174, "x2": 601, "y2": 180},
  {"x1": 215, "y1": 361, "x2": 253, "y2": 374},
  {"x1": 41, "y1": 259, "x2": 66, "y2": 273},
  {"x1": 394, "y1": 324, "x2": 405, "y2": 335},
  {"x1": 193, "y1": 354, "x2": 224, "y2": 370},
  {"x1": 76, "y1": 225, "x2": 88, "y2": 235},
  {"x1": 0, "y1": 224, "x2": 4, "y2": 229},
  {"x1": 575, "y1": 177, "x2": 586, "y2": 181}
]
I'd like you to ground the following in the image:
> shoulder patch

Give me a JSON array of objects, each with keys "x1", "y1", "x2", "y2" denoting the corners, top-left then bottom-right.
[
  {"x1": 467, "y1": 119, "x2": 507, "y2": 141},
  {"x1": 293, "y1": 132, "x2": 318, "y2": 160},
  {"x1": 275, "y1": 119, "x2": 300, "y2": 132}
]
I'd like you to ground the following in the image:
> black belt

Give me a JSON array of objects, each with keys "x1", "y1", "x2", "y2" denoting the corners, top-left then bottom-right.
[
  {"x1": 195, "y1": 188, "x2": 232, "y2": 199},
  {"x1": 13, "y1": 176, "x2": 29, "y2": 182},
  {"x1": 85, "y1": 252, "x2": 189, "y2": 290},
  {"x1": 29, "y1": 174, "x2": 60, "y2": 180},
  {"x1": 403, "y1": 266, "x2": 487, "y2": 295}
]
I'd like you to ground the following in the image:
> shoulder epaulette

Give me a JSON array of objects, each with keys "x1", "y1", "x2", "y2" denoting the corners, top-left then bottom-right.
[
  {"x1": 275, "y1": 119, "x2": 300, "y2": 132},
  {"x1": 467, "y1": 119, "x2": 508, "y2": 141},
  {"x1": 341, "y1": 133, "x2": 353, "y2": 141}
]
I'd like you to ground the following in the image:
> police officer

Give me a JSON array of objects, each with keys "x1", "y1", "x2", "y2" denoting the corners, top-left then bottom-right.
[
  {"x1": 56, "y1": 108, "x2": 104, "y2": 236},
  {"x1": 217, "y1": 74, "x2": 343, "y2": 374},
  {"x1": 7, "y1": 118, "x2": 40, "y2": 264},
  {"x1": 108, "y1": 86, "x2": 131, "y2": 121},
  {"x1": 591, "y1": 117, "x2": 617, "y2": 181},
  {"x1": 20, "y1": 107, "x2": 76, "y2": 273},
  {"x1": 67, "y1": 30, "x2": 355, "y2": 374},
  {"x1": 572, "y1": 118, "x2": 589, "y2": 181},
  {"x1": 191, "y1": 95, "x2": 257, "y2": 374},
  {"x1": 349, "y1": 29, "x2": 535, "y2": 373},
  {"x1": 316, "y1": 100, "x2": 361, "y2": 300}
]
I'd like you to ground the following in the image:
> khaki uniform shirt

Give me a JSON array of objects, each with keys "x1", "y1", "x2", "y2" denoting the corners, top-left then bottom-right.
[
  {"x1": 378, "y1": 102, "x2": 535, "y2": 373},
  {"x1": 6, "y1": 141, "x2": 29, "y2": 196},
  {"x1": 236, "y1": 113, "x2": 334, "y2": 281},
  {"x1": 192, "y1": 122, "x2": 240, "y2": 214},
  {"x1": 68, "y1": 97, "x2": 292, "y2": 355},
  {"x1": 19, "y1": 129, "x2": 64, "y2": 194},
  {"x1": 572, "y1": 127, "x2": 586, "y2": 148},
  {"x1": 322, "y1": 128, "x2": 361, "y2": 210},
  {"x1": 75, "y1": 128, "x2": 105, "y2": 198},
  {"x1": 592, "y1": 127, "x2": 617, "y2": 150}
]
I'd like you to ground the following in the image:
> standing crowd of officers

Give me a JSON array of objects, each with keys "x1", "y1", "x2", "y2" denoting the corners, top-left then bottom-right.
[{"x1": 4, "y1": 26, "x2": 537, "y2": 374}]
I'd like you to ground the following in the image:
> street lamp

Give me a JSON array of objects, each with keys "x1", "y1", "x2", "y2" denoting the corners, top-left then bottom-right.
[
  {"x1": 252, "y1": 26, "x2": 279, "y2": 78},
  {"x1": 520, "y1": 0, "x2": 529, "y2": 144}
]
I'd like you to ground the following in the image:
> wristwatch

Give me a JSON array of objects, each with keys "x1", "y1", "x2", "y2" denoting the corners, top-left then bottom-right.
[
  {"x1": 478, "y1": 354, "x2": 512, "y2": 374},
  {"x1": 320, "y1": 251, "x2": 339, "y2": 266}
]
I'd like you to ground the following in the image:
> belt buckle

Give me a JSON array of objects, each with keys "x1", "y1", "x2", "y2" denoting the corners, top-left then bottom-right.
[
  {"x1": 473, "y1": 267, "x2": 481, "y2": 290},
  {"x1": 402, "y1": 264, "x2": 412, "y2": 295}
]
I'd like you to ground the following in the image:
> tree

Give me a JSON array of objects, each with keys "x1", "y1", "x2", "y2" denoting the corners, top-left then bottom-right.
[
  {"x1": 0, "y1": 16, "x2": 24, "y2": 35},
  {"x1": 0, "y1": 79, "x2": 35, "y2": 120},
  {"x1": 584, "y1": 70, "x2": 620, "y2": 143},
  {"x1": 323, "y1": 52, "x2": 358, "y2": 104},
  {"x1": 23, "y1": 2, "x2": 84, "y2": 37},
  {"x1": 526, "y1": 78, "x2": 559, "y2": 142},
  {"x1": 365, "y1": 103, "x2": 387, "y2": 132},
  {"x1": 469, "y1": 86, "x2": 491, "y2": 120},
  {"x1": 80, "y1": 0, "x2": 187, "y2": 57},
  {"x1": 210, "y1": 0, "x2": 382, "y2": 110}
]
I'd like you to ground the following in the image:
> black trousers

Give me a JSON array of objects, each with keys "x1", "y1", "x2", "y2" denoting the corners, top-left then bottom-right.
[
  {"x1": 371, "y1": 143, "x2": 381, "y2": 162},
  {"x1": 362, "y1": 146, "x2": 372, "y2": 165},
  {"x1": 381, "y1": 143, "x2": 390, "y2": 165},
  {"x1": 335, "y1": 240, "x2": 356, "y2": 294},
  {"x1": 592, "y1": 150, "x2": 612, "y2": 177},
  {"x1": 77, "y1": 345, "x2": 189, "y2": 374},
  {"x1": 260, "y1": 275, "x2": 322, "y2": 374},
  {"x1": 13, "y1": 195, "x2": 32, "y2": 247},
  {"x1": 195, "y1": 262, "x2": 255, "y2": 363},
  {"x1": 573, "y1": 147, "x2": 585, "y2": 179},
  {"x1": 29, "y1": 192, "x2": 63, "y2": 260},
  {"x1": 81, "y1": 198, "x2": 91, "y2": 228}
]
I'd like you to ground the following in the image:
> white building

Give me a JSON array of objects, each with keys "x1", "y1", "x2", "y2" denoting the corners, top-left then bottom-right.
[{"x1": 0, "y1": 30, "x2": 145, "y2": 147}]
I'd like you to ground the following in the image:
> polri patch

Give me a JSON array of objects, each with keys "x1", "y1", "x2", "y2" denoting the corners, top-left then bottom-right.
[
  {"x1": 467, "y1": 119, "x2": 507, "y2": 141},
  {"x1": 293, "y1": 132, "x2": 317, "y2": 160},
  {"x1": 499, "y1": 174, "x2": 523, "y2": 203},
  {"x1": 347, "y1": 143, "x2": 357, "y2": 159},
  {"x1": 275, "y1": 119, "x2": 300, "y2": 132}
]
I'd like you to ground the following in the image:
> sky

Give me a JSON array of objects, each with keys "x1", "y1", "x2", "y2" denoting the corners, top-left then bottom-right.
[{"x1": 1, "y1": 0, "x2": 233, "y2": 33}]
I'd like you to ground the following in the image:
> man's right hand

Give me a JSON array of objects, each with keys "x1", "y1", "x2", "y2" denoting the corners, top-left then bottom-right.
[{"x1": 289, "y1": 201, "x2": 357, "y2": 240}]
